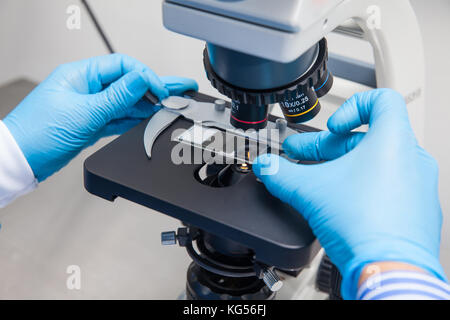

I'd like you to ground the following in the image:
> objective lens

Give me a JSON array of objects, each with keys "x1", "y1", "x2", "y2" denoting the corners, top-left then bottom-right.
[
  {"x1": 279, "y1": 89, "x2": 321, "y2": 124},
  {"x1": 230, "y1": 101, "x2": 269, "y2": 130},
  {"x1": 314, "y1": 71, "x2": 334, "y2": 98}
]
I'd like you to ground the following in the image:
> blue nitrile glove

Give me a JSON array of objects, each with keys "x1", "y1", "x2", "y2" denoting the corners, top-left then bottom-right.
[
  {"x1": 253, "y1": 89, "x2": 446, "y2": 299},
  {"x1": 3, "y1": 54, "x2": 198, "y2": 182}
]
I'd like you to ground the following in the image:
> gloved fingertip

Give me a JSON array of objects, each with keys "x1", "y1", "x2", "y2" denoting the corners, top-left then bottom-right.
[
  {"x1": 160, "y1": 76, "x2": 199, "y2": 96},
  {"x1": 282, "y1": 135, "x2": 298, "y2": 154},
  {"x1": 326, "y1": 113, "x2": 343, "y2": 134},
  {"x1": 327, "y1": 112, "x2": 355, "y2": 135},
  {"x1": 147, "y1": 87, "x2": 168, "y2": 102},
  {"x1": 253, "y1": 153, "x2": 271, "y2": 167},
  {"x1": 252, "y1": 153, "x2": 281, "y2": 178},
  {"x1": 181, "y1": 78, "x2": 199, "y2": 92}
]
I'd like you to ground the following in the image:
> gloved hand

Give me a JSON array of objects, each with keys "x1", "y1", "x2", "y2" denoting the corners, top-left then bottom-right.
[
  {"x1": 253, "y1": 89, "x2": 446, "y2": 299},
  {"x1": 3, "y1": 54, "x2": 198, "y2": 182}
]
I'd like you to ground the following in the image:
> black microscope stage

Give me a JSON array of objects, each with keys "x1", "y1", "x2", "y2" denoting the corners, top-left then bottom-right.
[{"x1": 84, "y1": 92, "x2": 320, "y2": 271}]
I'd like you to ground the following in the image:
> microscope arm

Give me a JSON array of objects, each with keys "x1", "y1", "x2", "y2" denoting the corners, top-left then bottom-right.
[{"x1": 330, "y1": 0, "x2": 426, "y2": 143}]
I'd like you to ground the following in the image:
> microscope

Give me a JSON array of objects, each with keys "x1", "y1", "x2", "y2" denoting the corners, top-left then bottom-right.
[{"x1": 84, "y1": 0, "x2": 425, "y2": 300}]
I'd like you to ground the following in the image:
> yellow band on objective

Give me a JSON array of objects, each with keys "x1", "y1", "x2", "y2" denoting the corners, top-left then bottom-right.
[{"x1": 284, "y1": 99, "x2": 319, "y2": 117}]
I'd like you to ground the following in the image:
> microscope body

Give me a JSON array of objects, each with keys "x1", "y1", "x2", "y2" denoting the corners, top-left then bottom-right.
[
  {"x1": 84, "y1": 0, "x2": 426, "y2": 300},
  {"x1": 159, "y1": 0, "x2": 426, "y2": 298}
]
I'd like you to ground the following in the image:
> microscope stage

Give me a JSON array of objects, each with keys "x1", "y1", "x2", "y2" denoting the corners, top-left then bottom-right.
[{"x1": 84, "y1": 92, "x2": 320, "y2": 270}]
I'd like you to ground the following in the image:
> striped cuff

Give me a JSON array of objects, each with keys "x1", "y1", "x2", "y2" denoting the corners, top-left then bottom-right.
[{"x1": 357, "y1": 270, "x2": 450, "y2": 300}]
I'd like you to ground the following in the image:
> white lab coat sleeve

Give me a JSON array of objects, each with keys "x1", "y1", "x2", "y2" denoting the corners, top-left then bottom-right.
[{"x1": 0, "y1": 120, "x2": 38, "y2": 208}]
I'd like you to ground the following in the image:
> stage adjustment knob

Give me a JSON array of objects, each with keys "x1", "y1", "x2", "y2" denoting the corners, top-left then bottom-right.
[
  {"x1": 262, "y1": 269, "x2": 283, "y2": 292},
  {"x1": 161, "y1": 231, "x2": 177, "y2": 246}
]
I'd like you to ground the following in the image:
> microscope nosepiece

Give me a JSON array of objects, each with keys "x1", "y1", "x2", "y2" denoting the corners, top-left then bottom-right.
[{"x1": 203, "y1": 38, "x2": 333, "y2": 128}]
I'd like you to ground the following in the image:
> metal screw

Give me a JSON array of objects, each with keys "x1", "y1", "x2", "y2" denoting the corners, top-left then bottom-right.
[
  {"x1": 214, "y1": 99, "x2": 226, "y2": 112},
  {"x1": 275, "y1": 118, "x2": 287, "y2": 133},
  {"x1": 161, "y1": 231, "x2": 177, "y2": 245},
  {"x1": 262, "y1": 269, "x2": 283, "y2": 292}
]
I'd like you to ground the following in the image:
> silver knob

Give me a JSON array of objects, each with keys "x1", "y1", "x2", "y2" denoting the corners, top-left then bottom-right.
[
  {"x1": 161, "y1": 96, "x2": 190, "y2": 110},
  {"x1": 214, "y1": 99, "x2": 226, "y2": 112},
  {"x1": 262, "y1": 269, "x2": 283, "y2": 292},
  {"x1": 161, "y1": 231, "x2": 177, "y2": 245},
  {"x1": 275, "y1": 118, "x2": 287, "y2": 132}
]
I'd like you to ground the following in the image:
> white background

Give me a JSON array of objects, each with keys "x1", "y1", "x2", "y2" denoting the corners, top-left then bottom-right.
[{"x1": 0, "y1": 0, "x2": 449, "y2": 298}]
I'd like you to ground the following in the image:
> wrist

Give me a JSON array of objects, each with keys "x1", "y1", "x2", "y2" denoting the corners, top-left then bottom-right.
[
  {"x1": 359, "y1": 261, "x2": 426, "y2": 286},
  {"x1": 339, "y1": 240, "x2": 447, "y2": 299},
  {"x1": 356, "y1": 263, "x2": 450, "y2": 300}
]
